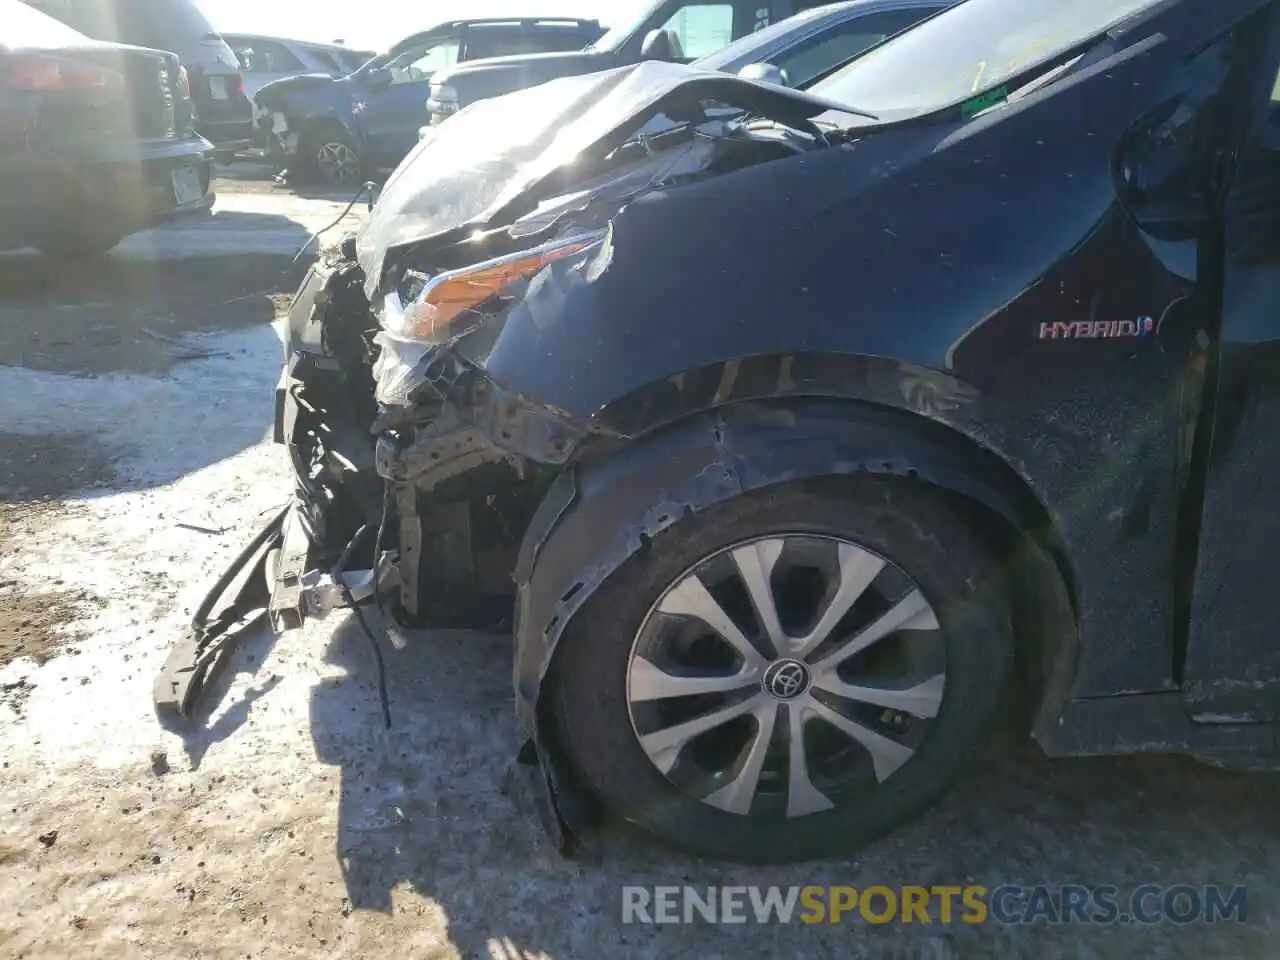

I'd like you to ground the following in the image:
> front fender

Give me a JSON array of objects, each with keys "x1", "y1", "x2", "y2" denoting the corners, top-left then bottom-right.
[
  {"x1": 277, "y1": 91, "x2": 359, "y2": 140},
  {"x1": 512, "y1": 399, "x2": 1075, "y2": 739}
]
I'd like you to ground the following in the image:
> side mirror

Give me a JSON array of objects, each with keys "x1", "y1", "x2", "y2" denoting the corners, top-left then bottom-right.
[
  {"x1": 738, "y1": 62, "x2": 789, "y2": 87},
  {"x1": 640, "y1": 28, "x2": 683, "y2": 62}
]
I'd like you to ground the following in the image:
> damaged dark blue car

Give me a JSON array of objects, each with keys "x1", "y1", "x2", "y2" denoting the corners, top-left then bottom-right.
[{"x1": 159, "y1": 0, "x2": 1280, "y2": 864}]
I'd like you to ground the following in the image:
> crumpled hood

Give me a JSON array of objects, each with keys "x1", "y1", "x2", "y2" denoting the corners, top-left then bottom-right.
[
  {"x1": 254, "y1": 72, "x2": 337, "y2": 107},
  {"x1": 356, "y1": 60, "x2": 853, "y2": 299}
]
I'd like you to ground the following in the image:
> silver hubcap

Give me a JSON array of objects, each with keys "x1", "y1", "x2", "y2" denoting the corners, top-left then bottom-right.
[
  {"x1": 626, "y1": 534, "x2": 944, "y2": 818},
  {"x1": 315, "y1": 140, "x2": 359, "y2": 183}
]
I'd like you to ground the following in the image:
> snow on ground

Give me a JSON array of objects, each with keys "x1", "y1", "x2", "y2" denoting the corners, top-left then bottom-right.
[
  {"x1": 0, "y1": 325, "x2": 288, "y2": 758},
  {"x1": 0, "y1": 179, "x2": 1275, "y2": 960}
]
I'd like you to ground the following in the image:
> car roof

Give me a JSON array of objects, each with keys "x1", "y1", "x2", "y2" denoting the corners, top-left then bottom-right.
[
  {"x1": 221, "y1": 33, "x2": 366, "y2": 52},
  {"x1": 695, "y1": 0, "x2": 952, "y2": 74}
]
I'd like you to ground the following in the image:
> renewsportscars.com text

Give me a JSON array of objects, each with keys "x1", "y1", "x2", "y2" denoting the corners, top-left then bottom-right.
[{"x1": 621, "y1": 884, "x2": 1248, "y2": 926}]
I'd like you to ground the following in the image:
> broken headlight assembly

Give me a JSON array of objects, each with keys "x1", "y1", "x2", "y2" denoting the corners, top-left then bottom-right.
[{"x1": 372, "y1": 230, "x2": 607, "y2": 406}]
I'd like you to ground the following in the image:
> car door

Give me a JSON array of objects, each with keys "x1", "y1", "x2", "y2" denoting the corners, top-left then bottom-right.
[
  {"x1": 933, "y1": 0, "x2": 1272, "y2": 701},
  {"x1": 767, "y1": 6, "x2": 945, "y2": 88},
  {"x1": 1182, "y1": 10, "x2": 1280, "y2": 723},
  {"x1": 359, "y1": 31, "x2": 460, "y2": 170}
]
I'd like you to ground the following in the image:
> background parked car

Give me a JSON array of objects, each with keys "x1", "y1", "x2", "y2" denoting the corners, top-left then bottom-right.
[
  {"x1": 0, "y1": 0, "x2": 214, "y2": 255},
  {"x1": 425, "y1": 0, "x2": 842, "y2": 128},
  {"x1": 22, "y1": 0, "x2": 254, "y2": 157},
  {"x1": 225, "y1": 34, "x2": 373, "y2": 103},
  {"x1": 255, "y1": 18, "x2": 604, "y2": 186},
  {"x1": 224, "y1": 34, "x2": 374, "y2": 152}
]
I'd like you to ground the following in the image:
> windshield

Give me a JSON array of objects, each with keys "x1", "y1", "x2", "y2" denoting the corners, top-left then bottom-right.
[
  {"x1": 352, "y1": 28, "x2": 445, "y2": 78},
  {"x1": 350, "y1": 49, "x2": 393, "y2": 77},
  {"x1": 693, "y1": 5, "x2": 831, "y2": 72},
  {"x1": 811, "y1": 0, "x2": 1163, "y2": 116},
  {"x1": 342, "y1": 49, "x2": 375, "y2": 71}
]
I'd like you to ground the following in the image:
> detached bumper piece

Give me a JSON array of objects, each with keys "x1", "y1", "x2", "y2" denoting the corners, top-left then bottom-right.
[
  {"x1": 155, "y1": 259, "x2": 389, "y2": 720},
  {"x1": 153, "y1": 505, "x2": 287, "y2": 719},
  {"x1": 270, "y1": 498, "x2": 399, "y2": 632}
]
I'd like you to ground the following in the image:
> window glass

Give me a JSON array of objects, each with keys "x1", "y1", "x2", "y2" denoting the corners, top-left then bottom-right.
[
  {"x1": 228, "y1": 40, "x2": 250, "y2": 70},
  {"x1": 534, "y1": 29, "x2": 596, "y2": 53},
  {"x1": 469, "y1": 26, "x2": 595, "y2": 57},
  {"x1": 774, "y1": 11, "x2": 932, "y2": 88},
  {"x1": 464, "y1": 26, "x2": 564, "y2": 60},
  {"x1": 341, "y1": 50, "x2": 372, "y2": 71},
  {"x1": 778, "y1": 32, "x2": 890, "y2": 88},
  {"x1": 660, "y1": 4, "x2": 735, "y2": 61},
  {"x1": 813, "y1": 0, "x2": 1163, "y2": 116},
  {"x1": 387, "y1": 37, "x2": 460, "y2": 84},
  {"x1": 232, "y1": 39, "x2": 304, "y2": 73},
  {"x1": 306, "y1": 47, "x2": 342, "y2": 73}
]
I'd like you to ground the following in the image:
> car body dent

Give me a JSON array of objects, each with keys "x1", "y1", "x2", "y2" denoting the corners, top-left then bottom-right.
[
  {"x1": 356, "y1": 60, "x2": 861, "y2": 296},
  {"x1": 166, "y1": 0, "x2": 1280, "y2": 852},
  {"x1": 354, "y1": 0, "x2": 1280, "y2": 753},
  {"x1": 424, "y1": 28, "x2": 1217, "y2": 719}
]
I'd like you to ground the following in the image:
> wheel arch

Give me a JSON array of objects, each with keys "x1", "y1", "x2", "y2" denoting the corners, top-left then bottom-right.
[
  {"x1": 297, "y1": 116, "x2": 362, "y2": 161},
  {"x1": 512, "y1": 396, "x2": 1080, "y2": 779}
]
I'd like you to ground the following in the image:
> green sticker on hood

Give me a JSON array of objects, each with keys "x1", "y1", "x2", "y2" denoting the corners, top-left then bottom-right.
[{"x1": 961, "y1": 85, "x2": 1009, "y2": 119}]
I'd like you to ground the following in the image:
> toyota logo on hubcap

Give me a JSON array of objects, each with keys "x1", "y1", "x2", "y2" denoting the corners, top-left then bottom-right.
[{"x1": 763, "y1": 659, "x2": 810, "y2": 701}]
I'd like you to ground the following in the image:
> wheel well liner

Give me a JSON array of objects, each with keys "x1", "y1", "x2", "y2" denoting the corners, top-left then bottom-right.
[{"x1": 512, "y1": 398, "x2": 1079, "y2": 762}]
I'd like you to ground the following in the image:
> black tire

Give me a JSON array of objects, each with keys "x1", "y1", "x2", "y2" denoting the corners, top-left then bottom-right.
[
  {"x1": 296, "y1": 123, "x2": 362, "y2": 186},
  {"x1": 550, "y1": 476, "x2": 1013, "y2": 864}
]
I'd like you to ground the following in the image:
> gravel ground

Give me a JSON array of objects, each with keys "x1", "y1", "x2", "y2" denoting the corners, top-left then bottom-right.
[{"x1": 0, "y1": 173, "x2": 1275, "y2": 960}]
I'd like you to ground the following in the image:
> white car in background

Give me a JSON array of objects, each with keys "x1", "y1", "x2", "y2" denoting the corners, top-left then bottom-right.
[{"x1": 223, "y1": 33, "x2": 374, "y2": 145}]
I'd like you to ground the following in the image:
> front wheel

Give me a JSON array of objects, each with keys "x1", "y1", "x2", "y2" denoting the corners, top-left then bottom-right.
[
  {"x1": 306, "y1": 126, "x2": 363, "y2": 186},
  {"x1": 550, "y1": 477, "x2": 1013, "y2": 863}
]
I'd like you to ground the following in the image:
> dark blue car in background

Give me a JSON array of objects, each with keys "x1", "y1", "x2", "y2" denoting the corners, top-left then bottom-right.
[{"x1": 254, "y1": 18, "x2": 603, "y2": 185}]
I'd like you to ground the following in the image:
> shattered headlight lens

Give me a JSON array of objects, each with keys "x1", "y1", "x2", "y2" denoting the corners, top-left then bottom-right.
[{"x1": 379, "y1": 231, "x2": 606, "y2": 345}]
